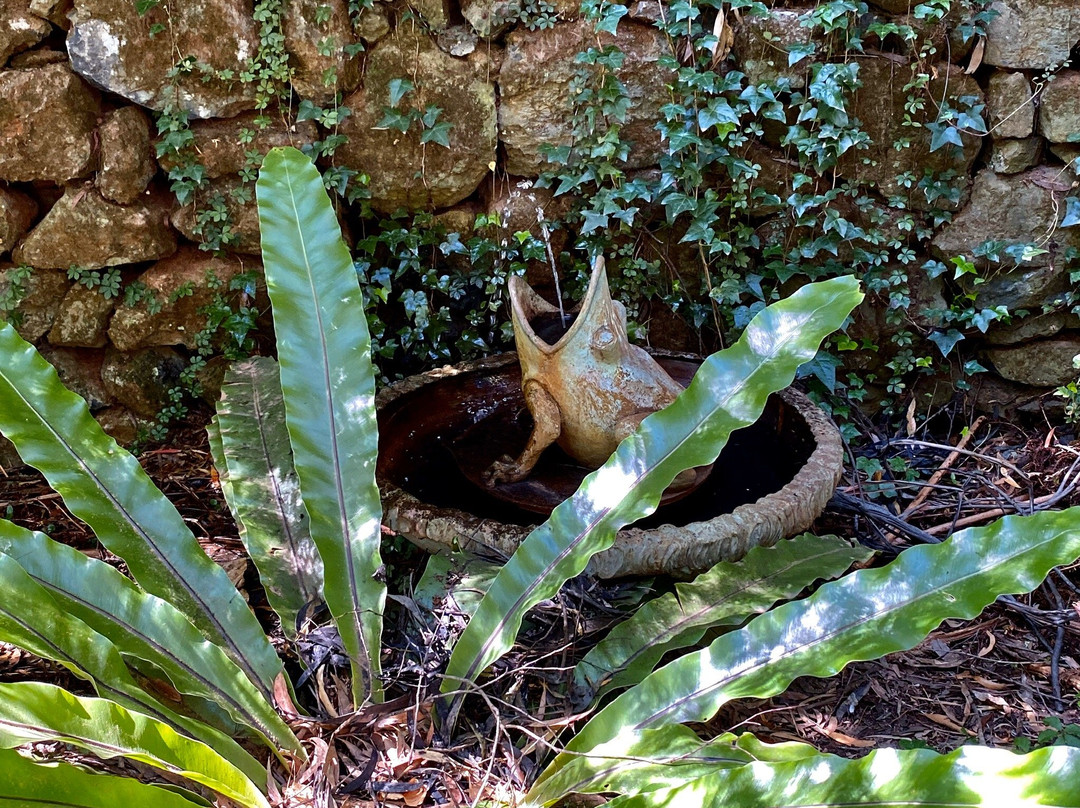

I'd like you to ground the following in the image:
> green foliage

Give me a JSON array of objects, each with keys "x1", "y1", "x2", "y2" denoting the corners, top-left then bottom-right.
[
  {"x1": 526, "y1": 507, "x2": 1080, "y2": 806},
  {"x1": 66, "y1": 266, "x2": 122, "y2": 300},
  {"x1": 596, "y1": 744, "x2": 1080, "y2": 808},
  {"x1": 375, "y1": 78, "x2": 455, "y2": 148},
  {"x1": 573, "y1": 533, "x2": 871, "y2": 703},
  {"x1": 1054, "y1": 353, "x2": 1080, "y2": 425},
  {"x1": 210, "y1": 356, "x2": 323, "y2": 638},
  {"x1": 515, "y1": 0, "x2": 558, "y2": 30},
  {"x1": 524, "y1": 0, "x2": 1018, "y2": 425},
  {"x1": 0, "y1": 746, "x2": 211, "y2": 808},
  {"x1": 0, "y1": 264, "x2": 31, "y2": 327},
  {"x1": 1, "y1": 141, "x2": 1078, "y2": 807},
  {"x1": 1015, "y1": 717, "x2": 1080, "y2": 753},
  {"x1": 137, "y1": 0, "x2": 1021, "y2": 431},
  {"x1": 0, "y1": 322, "x2": 283, "y2": 696},
  {"x1": 0, "y1": 682, "x2": 270, "y2": 808},
  {"x1": 256, "y1": 148, "x2": 386, "y2": 702},
  {"x1": 352, "y1": 211, "x2": 543, "y2": 376}
]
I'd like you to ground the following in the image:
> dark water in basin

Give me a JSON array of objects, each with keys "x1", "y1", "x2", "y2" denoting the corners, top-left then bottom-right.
[{"x1": 377, "y1": 358, "x2": 811, "y2": 528}]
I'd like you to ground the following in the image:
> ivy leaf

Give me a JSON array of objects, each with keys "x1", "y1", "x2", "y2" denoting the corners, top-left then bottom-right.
[
  {"x1": 375, "y1": 108, "x2": 412, "y2": 133},
  {"x1": 680, "y1": 217, "x2": 714, "y2": 244},
  {"x1": 787, "y1": 42, "x2": 816, "y2": 65},
  {"x1": 697, "y1": 99, "x2": 740, "y2": 133},
  {"x1": 594, "y1": 4, "x2": 628, "y2": 34},
  {"x1": 421, "y1": 105, "x2": 442, "y2": 128},
  {"x1": 1062, "y1": 196, "x2": 1080, "y2": 228},
  {"x1": 927, "y1": 329, "x2": 965, "y2": 357},
  {"x1": 922, "y1": 259, "x2": 948, "y2": 279},
  {"x1": 420, "y1": 121, "x2": 453, "y2": 148},
  {"x1": 971, "y1": 308, "x2": 1001, "y2": 333},
  {"x1": 950, "y1": 255, "x2": 976, "y2": 278},
  {"x1": 387, "y1": 77, "x2": 415, "y2": 108},
  {"x1": 661, "y1": 193, "x2": 697, "y2": 223},
  {"x1": 580, "y1": 209, "x2": 610, "y2": 234},
  {"x1": 929, "y1": 123, "x2": 964, "y2": 152},
  {"x1": 796, "y1": 350, "x2": 842, "y2": 393}
]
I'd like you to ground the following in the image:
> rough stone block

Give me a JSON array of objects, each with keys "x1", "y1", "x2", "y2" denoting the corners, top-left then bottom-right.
[
  {"x1": 0, "y1": 63, "x2": 99, "y2": 182},
  {"x1": 96, "y1": 106, "x2": 156, "y2": 205},
  {"x1": 461, "y1": 0, "x2": 518, "y2": 39},
  {"x1": 156, "y1": 112, "x2": 319, "y2": 180},
  {"x1": 29, "y1": 0, "x2": 71, "y2": 26},
  {"x1": 0, "y1": 186, "x2": 36, "y2": 255},
  {"x1": 101, "y1": 346, "x2": 186, "y2": 418},
  {"x1": 987, "y1": 70, "x2": 1034, "y2": 138},
  {"x1": 353, "y1": 2, "x2": 390, "y2": 42},
  {"x1": 984, "y1": 311, "x2": 1074, "y2": 345},
  {"x1": 1050, "y1": 143, "x2": 1080, "y2": 174},
  {"x1": 93, "y1": 405, "x2": 150, "y2": 445},
  {"x1": 14, "y1": 185, "x2": 177, "y2": 270},
  {"x1": 1039, "y1": 70, "x2": 1080, "y2": 144},
  {"x1": 37, "y1": 344, "x2": 112, "y2": 410},
  {"x1": 0, "y1": 0, "x2": 51, "y2": 65},
  {"x1": 48, "y1": 283, "x2": 113, "y2": 347},
  {"x1": 839, "y1": 61, "x2": 981, "y2": 211},
  {"x1": 336, "y1": 27, "x2": 497, "y2": 211},
  {"x1": 68, "y1": 0, "x2": 259, "y2": 118},
  {"x1": 987, "y1": 137, "x2": 1042, "y2": 174},
  {"x1": 732, "y1": 8, "x2": 825, "y2": 86},
  {"x1": 108, "y1": 247, "x2": 253, "y2": 352},
  {"x1": 932, "y1": 168, "x2": 1080, "y2": 304},
  {"x1": 283, "y1": 0, "x2": 361, "y2": 104},
  {"x1": 412, "y1": 0, "x2": 450, "y2": 29},
  {"x1": 171, "y1": 176, "x2": 261, "y2": 255},
  {"x1": 984, "y1": 336, "x2": 1080, "y2": 388},
  {"x1": 499, "y1": 19, "x2": 672, "y2": 177},
  {"x1": 984, "y1": 0, "x2": 1080, "y2": 70},
  {"x1": 0, "y1": 265, "x2": 69, "y2": 341}
]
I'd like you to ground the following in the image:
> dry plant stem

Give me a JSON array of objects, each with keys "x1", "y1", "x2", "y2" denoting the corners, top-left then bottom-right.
[
  {"x1": 900, "y1": 416, "x2": 986, "y2": 518},
  {"x1": 888, "y1": 439, "x2": 1030, "y2": 482},
  {"x1": 924, "y1": 492, "x2": 1060, "y2": 536},
  {"x1": 1045, "y1": 576, "x2": 1066, "y2": 712}
]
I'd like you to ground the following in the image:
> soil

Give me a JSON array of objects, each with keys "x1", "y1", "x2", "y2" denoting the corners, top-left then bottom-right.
[{"x1": 0, "y1": 405, "x2": 1078, "y2": 806}]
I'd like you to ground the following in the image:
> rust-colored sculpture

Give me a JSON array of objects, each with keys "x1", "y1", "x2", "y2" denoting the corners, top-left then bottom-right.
[{"x1": 484, "y1": 256, "x2": 685, "y2": 486}]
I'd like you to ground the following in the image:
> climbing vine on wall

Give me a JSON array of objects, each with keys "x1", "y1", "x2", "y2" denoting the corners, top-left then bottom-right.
[{"x1": 128, "y1": 0, "x2": 1080, "y2": 449}]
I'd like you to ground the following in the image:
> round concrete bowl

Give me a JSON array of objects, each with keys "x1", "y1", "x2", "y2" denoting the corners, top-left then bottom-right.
[{"x1": 376, "y1": 353, "x2": 844, "y2": 579}]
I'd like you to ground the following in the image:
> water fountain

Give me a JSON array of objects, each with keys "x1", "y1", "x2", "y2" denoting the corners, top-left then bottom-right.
[{"x1": 376, "y1": 260, "x2": 844, "y2": 578}]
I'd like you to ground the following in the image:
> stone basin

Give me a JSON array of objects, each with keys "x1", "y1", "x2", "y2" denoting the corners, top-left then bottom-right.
[{"x1": 376, "y1": 352, "x2": 844, "y2": 578}]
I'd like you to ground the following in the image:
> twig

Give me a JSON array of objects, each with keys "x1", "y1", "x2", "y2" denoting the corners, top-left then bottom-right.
[
  {"x1": 828, "y1": 491, "x2": 941, "y2": 546},
  {"x1": 886, "y1": 439, "x2": 1029, "y2": 481},
  {"x1": 924, "y1": 492, "x2": 1060, "y2": 536},
  {"x1": 900, "y1": 416, "x2": 986, "y2": 518},
  {"x1": 1045, "y1": 577, "x2": 1066, "y2": 713},
  {"x1": 1053, "y1": 568, "x2": 1080, "y2": 597}
]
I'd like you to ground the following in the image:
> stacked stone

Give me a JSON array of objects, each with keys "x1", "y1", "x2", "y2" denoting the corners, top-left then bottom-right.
[{"x1": 1, "y1": 0, "x2": 1080, "y2": 450}]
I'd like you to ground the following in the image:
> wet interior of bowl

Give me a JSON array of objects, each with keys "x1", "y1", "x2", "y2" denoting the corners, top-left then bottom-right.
[{"x1": 376, "y1": 358, "x2": 814, "y2": 528}]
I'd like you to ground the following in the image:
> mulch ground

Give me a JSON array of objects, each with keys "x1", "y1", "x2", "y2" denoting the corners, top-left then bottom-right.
[{"x1": 0, "y1": 405, "x2": 1078, "y2": 806}]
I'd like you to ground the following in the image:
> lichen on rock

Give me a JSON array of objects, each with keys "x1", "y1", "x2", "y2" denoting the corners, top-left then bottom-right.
[
  {"x1": 335, "y1": 24, "x2": 497, "y2": 212},
  {"x1": 0, "y1": 62, "x2": 99, "y2": 182},
  {"x1": 14, "y1": 184, "x2": 177, "y2": 270},
  {"x1": 108, "y1": 247, "x2": 255, "y2": 352},
  {"x1": 499, "y1": 19, "x2": 673, "y2": 177},
  {"x1": 67, "y1": 0, "x2": 259, "y2": 118}
]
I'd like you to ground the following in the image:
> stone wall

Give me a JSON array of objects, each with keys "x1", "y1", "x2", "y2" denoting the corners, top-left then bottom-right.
[{"x1": 1, "y1": 0, "x2": 1080, "y2": 454}]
